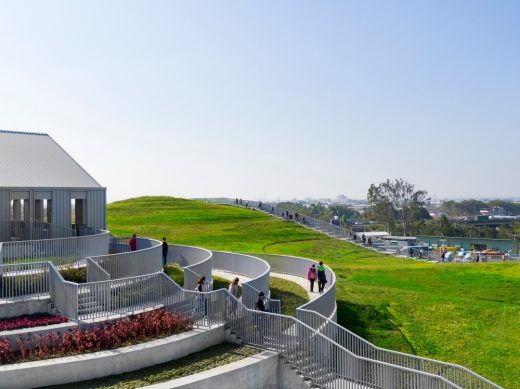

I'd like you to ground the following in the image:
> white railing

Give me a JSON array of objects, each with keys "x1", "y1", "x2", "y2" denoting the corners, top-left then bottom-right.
[
  {"x1": 160, "y1": 276, "x2": 463, "y2": 389},
  {"x1": 77, "y1": 272, "x2": 166, "y2": 320},
  {"x1": 167, "y1": 244, "x2": 213, "y2": 290},
  {"x1": 255, "y1": 253, "x2": 337, "y2": 321},
  {"x1": 86, "y1": 257, "x2": 110, "y2": 283},
  {"x1": 296, "y1": 309, "x2": 501, "y2": 389},
  {"x1": 48, "y1": 266, "x2": 79, "y2": 319},
  {"x1": 0, "y1": 262, "x2": 50, "y2": 300},
  {"x1": 211, "y1": 250, "x2": 273, "y2": 310},
  {"x1": 0, "y1": 230, "x2": 110, "y2": 266},
  {"x1": 88, "y1": 237, "x2": 162, "y2": 280},
  {"x1": 184, "y1": 267, "x2": 203, "y2": 292},
  {"x1": 0, "y1": 219, "x2": 77, "y2": 242}
]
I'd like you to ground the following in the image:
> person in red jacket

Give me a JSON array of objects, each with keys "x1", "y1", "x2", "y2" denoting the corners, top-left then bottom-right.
[{"x1": 129, "y1": 234, "x2": 137, "y2": 251}]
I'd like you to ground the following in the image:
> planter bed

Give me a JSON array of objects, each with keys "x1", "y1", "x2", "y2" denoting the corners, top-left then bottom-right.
[
  {"x1": 0, "y1": 309, "x2": 192, "y2": 365},
  {"x1": 0, "y1": 313, "x2": 68, "y2": 331},
  {"x1": 0, "y1": 324, "x2": 225, "y2": 389}
]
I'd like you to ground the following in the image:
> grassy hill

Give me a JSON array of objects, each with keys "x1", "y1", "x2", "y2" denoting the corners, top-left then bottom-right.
[{"x1": 108, "y1": 196, "x2": 520, "y2": 388}]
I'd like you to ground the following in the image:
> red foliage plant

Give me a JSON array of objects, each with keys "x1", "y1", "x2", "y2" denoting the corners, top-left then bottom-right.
[
  {"x1": 0, "y1": 309, "x2": 192, "y2": 364},
  {"x1": 0, "y1": 314, "x2": 68, "y2": 332}
]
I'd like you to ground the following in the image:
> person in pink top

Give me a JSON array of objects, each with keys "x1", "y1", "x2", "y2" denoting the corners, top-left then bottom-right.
[
  {"x1": 129, "y1": 234, "x2": 137, "y2": 251},
  {"x1": 307, "y1": 263, "x2": 318, "y2": 293}
]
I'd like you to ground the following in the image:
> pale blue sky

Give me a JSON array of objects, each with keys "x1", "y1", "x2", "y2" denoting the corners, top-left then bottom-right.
[{"x1": 0, "y1": 1, "x2": 518, "y2": 201}]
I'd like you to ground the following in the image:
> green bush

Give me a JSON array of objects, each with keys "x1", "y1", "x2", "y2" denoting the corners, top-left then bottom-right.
[{"x1": 59, "y1": 267, "x2": 87, "y2": 283}]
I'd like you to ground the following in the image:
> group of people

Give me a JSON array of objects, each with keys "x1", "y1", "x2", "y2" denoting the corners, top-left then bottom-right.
[
  {"x1": 129, "y1": 234, "x2": 170, "y2": 266},
  {"x1": 306, "y1": 261, "x2": 328, "y2": 293}
]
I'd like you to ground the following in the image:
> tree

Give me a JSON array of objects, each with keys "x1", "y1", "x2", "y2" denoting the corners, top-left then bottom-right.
[{"x1": 367, "y1": 178, "x2": 429, "y2": 236}]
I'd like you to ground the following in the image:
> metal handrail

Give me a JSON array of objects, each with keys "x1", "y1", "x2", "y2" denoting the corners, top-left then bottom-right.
[
  {"x1": 162, "y1": 275, "x2": 463, "y2": 389},
  {"x1": 297, "y1": 308, "x2": 502, "y2": 389},
  {"x1": 0, "y1": 229, "x2": 110, "y2": 266}
]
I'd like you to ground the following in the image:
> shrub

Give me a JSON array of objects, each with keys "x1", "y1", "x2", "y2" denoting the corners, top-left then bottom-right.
[
  {"x1": 0, "y1": 309, "x2": 192, "y2": 364},
  {"x1": 59, "y1": 266, "x2": 87, "y2": 283},
  {"x1": 0, "y1": 314, "x2": 68, "y2": 331}
]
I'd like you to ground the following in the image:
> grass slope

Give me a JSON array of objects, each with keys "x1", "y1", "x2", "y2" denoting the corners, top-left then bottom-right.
[{"x1": 108, "y1": 197, "x2": 520, "y2": 388}]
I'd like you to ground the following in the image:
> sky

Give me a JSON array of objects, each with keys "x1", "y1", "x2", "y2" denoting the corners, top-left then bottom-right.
[{"x1": 0, "y1": 1, "x2": 518, "y2": 202}]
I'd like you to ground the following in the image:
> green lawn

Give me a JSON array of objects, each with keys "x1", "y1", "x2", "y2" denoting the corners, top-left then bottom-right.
[
  {"x1": 270, "y1": 276, "x2": 309, "y2": 316},
  {"x1": 108, "y1": 196, "x2": 520, "y2": 388}
]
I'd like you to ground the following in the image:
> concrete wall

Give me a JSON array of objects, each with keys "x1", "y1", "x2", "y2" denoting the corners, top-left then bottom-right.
[
  {"x1": 0, "y1": 325, "x2": 226, "y2": 389},
  {"x1": 0, "y1": 297, "x2": 52, "y2": 319},
  {"x1": 147, "y1": 351, "x2": 280, "y2": 389},
  {"x1": 278, "y1": 356, "x2": 313, "y2": 389},
  {"x1": 1, "y1": 321, "x2": 78, "y2": 351},
  {"x1": 142, "y1": 351, "x2": 311, "y2": 389}
]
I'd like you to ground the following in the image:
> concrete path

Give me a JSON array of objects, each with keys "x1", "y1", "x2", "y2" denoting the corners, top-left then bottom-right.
[
  {"x1": 270, "y1": 272, "x2": 319, "y2": 301},
  {"x1": 213, "y1": 269, "x2": 318, "y2": 302},
  {"x1": 213, "y1": 269, "x2": 252, "y2": 283}
]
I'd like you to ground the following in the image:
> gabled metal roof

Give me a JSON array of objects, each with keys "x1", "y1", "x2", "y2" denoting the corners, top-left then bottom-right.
[{"x1": 0, "y1": 130, "x2": 102, "y2": 188}]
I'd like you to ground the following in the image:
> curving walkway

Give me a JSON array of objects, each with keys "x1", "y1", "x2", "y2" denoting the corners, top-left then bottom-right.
[
  {"x1": 270, "y1": 272, "x2": 318, "y2": 301},
  {"x1": 0, "y1": 222, "x2": 502, "y2": 388}
]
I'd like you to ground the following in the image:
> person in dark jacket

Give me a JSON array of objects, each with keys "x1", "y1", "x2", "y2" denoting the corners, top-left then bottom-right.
[
  {"x1": 255, "y1": 291, "x2": 266, "y2": 311},
  {"x1": 317, "y1": 261, "x2": 327, "y2": 293},
  {"x1": 162, "y1": 237, "x2": 168, "y2": 266},
  {"x1": 129, "y1": 234, "x2": 137, "y2": 251}
]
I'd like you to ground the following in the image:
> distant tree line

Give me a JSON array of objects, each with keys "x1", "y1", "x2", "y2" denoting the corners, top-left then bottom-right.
[{"x1": 440, "y1": 200, "x2": 520, "y2": 217}]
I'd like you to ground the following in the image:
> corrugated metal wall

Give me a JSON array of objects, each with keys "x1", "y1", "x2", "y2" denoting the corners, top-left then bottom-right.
[
  {"x1": 87, "y1": 189, "x2": 107, "y2": 231},
  {"x1": 0, "y1": 190, "x2": 10, "y2": 241},
  {"x1": 0, "y1": 188, "x2": 106, "y2": 241},
  {"x1": 51, "y1": 190, "x2": 71, "y2": 229}
]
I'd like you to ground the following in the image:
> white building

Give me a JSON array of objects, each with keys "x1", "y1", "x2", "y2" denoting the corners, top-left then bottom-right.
[{"x1": 0, "y1": 130, "x2": 106, "y2": 241}]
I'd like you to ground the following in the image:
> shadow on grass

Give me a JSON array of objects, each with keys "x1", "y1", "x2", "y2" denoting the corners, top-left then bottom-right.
[{"x1": 336, "y1": 300, "x2": 416, "y2": 354}]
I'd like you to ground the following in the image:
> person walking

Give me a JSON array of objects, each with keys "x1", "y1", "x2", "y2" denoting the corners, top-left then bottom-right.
[
  {"x1": 317, "y1": 261, "x2": 327, "y2": 293},
  {"x1": 195, "y1": 276, "x2": 207, "y2": 292},
  {"x1": 254, "y1": 291, "x2": 267, "y2": 344},
  {"x1": 195, "y1": 276, "x2": 208, "y2": 316},
  {"x1": 162, "y1": 237, "x2": 168, "y2": 266},
  {"x1": 129, "y1": 234, "x2": 137, "y2": 251},
  {"x1": 307, "y1": 264, "x2": 318, "y2": 292},
  {"x1": 255, "y1": 291, "x2": 266, "y2": 312},
  {"x1": 228, "y1": 277, "x2": 240, "y2": 298}
]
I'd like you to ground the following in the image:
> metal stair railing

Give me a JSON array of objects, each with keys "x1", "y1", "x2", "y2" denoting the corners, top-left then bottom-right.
[
  {"x1": 160, "y1": 274, "x2": 462, "y2": 389},
  {"x1": 297, "y1": 308, "x2": 502, "y2": 389}
]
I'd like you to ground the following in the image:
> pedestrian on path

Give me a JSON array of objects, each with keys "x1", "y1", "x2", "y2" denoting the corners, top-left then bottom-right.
[
  {"x1": 162, "y1": 237, "x2": 168, "y2": 266},
  {"x1": 317, "y1": 261, "x2": 327, "y2": 293},
  {"x1": 195, "y1": 276, "x2": 208, "y2": 292},
  {"x1": 255, "y1": 291, "x2": 266, "y2": 311},
  {"x1": 307, "y1": 264, "x2": 318, "y2": 292},
  {"x1": 129, "y1": 234, "x2": 137, "y2": 251},
  {"x1": 194, "y1": 276, "x2": 208, "y2": 316},
  {"x1": 228, "y1": 277, "x2": 239, "y2": 298}
]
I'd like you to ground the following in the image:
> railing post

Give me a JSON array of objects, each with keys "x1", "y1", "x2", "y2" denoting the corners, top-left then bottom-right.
[{"x1": 0, "y1": 242, "x2": 3, "y2": 279}]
